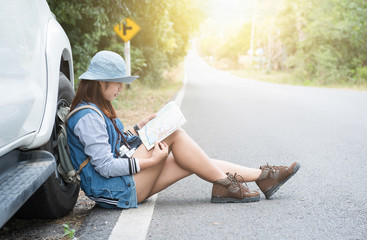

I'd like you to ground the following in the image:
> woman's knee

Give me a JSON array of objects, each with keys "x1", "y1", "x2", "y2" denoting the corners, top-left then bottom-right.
[
  {"x1": 166, "y1": 128, "x2": 186, "y2": 144},
  {"x1": 175, "y1": 128, "x2": 186, "y2": 135}
]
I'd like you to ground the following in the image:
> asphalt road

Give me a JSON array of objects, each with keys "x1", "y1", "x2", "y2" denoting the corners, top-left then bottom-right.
[
  {"x1": 146, "y1": 50, "x2": 367, "y2": 239},
  {"x1": 2, "y1": 49, "x2": 366, "y2": 240}
]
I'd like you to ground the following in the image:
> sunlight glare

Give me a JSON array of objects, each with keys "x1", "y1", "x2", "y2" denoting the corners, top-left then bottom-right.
[{"x1": 204, "y1": 0, "x2": 252, "y2": 38}]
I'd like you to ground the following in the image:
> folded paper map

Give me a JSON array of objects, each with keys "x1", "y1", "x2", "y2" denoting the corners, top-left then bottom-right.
[{"x1": 138, "y1": 101, "x2": 186, "y2": 150}]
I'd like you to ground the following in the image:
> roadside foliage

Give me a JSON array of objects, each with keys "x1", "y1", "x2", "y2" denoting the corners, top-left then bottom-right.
[
  {"x1": 47, "y1": 0, "x2": 206, "y2": 87},
  {"x1": 199, "y1": 0, "x2": 367, "y2": 86}
]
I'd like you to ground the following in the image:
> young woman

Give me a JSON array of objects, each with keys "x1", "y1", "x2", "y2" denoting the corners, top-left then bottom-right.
[{"x1": 67, "y1": 50, "x2": 300, "y2": 209}]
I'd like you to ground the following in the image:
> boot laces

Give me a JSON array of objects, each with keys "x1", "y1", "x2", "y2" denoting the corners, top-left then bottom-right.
[
  {"x1": 264, "y1": 163, "x2": 287, "y2": 173},
  {"x1": 227, "y1": 173, "x2": 249, "y2": 193}
]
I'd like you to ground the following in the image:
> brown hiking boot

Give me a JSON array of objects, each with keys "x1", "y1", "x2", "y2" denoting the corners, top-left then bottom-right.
[
  {"x1": 211, "y1": 173, "x2": 260, "y2": 203},
  {"x1": 255, "y1": 162, "x2": 300, "y2": 199}
]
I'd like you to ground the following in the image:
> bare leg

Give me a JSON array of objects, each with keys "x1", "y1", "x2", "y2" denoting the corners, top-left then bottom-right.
[
  {"x1": 161, "y1": 128, "x2": 261, "y2": 182},
  {"x1": 146, "y1": 153, "x2": 192, "y2": 198},
  {"x1": 133, "y1": 128, "x2": 263, "y2": 203},
  {"x1": 146, "y1": 158, "x2": 262, "y2": 199},
  {"x1": 133, "y1": 148, "x2": 193, "y2": 203},
  {"x1": 212, "y1": 159, "x2": 261, "y2": 182},
  {"x1": 132, "y1": 145, "x2": 165, "y2": 203},
  {"x1": 133, "y1": 128, "x2": 226, "y2": 203},
  {"x1": 143, "y1": 153, "x2": 263, "y2": 204},
  {"x1": 162, "y1": 129, "x2": 227, "y2": 182}
]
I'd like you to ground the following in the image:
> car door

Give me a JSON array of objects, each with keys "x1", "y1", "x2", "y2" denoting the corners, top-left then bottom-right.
[{"x1": 0, "y1": 0, "x2": 48, "y2": 149}]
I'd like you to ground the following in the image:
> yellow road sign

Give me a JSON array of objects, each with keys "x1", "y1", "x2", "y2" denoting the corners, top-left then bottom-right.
[{"x1": 114, "y1": 18, "x2": 141, "y2": 42}]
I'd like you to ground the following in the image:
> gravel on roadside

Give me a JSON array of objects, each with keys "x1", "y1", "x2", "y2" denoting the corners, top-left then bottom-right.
[{"x1": 0, "y1": 190, "x2": 95, "y2": 240}]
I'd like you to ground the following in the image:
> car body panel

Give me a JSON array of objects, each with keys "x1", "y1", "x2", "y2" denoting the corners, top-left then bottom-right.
[
  {"x1": 0, "y1": 0, "x2": 73, "y2": 156},
  {"x1": 27, "y1": 18, "x2": 74, "y2": 150},
  {"x1": 0, "y1": 0, "x2": 77, "y2": 228}
]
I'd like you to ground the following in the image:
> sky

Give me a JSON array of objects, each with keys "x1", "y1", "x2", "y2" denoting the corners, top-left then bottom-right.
[{"x1": 202, "y1": 0, "x2": 279, "y2": 38}]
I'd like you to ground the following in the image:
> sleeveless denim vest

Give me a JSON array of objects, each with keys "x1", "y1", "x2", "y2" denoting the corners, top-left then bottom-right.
[{"x1": 67, "y1": 103, "x2": 139, "y2": 208}]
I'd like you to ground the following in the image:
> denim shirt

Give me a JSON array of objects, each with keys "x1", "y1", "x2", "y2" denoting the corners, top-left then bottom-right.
[{"x1": 67, "y1": 103, "x2": 140, "y2": 208}]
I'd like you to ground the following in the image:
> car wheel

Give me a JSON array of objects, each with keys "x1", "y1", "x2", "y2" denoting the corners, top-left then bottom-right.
[{"x1": 16, "y1": 72, "x2": 80, "y2": 219}]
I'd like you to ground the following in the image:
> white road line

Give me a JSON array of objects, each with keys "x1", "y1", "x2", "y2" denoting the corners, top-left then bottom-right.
[
  {"x1": 174, "y1": 57, "x2": 188, "y2": 107},
  {"x1": 108, "y1": 194, "x2": 157, "y2": 240},
  {"x1": 108, "y1": 57, "x2": 188, "y2": 240}
]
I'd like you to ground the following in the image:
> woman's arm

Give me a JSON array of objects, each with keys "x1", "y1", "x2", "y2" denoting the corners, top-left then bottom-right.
[
  {"x1": 74, "y1": 113, "x2": 168, "y2": 177},
  {"x1": 74, "y1": 113, "x2": 140, "y2": 177}
]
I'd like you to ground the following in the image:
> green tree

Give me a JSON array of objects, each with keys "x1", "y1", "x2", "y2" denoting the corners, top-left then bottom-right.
[
  {"x1": 47, "y1": 0, "x2": 130, "y2": 79},
  {"x1": 47, "y1": 0, "x2": 205, "y2": 86},
  {"x1": 217, "y1": 22, "x2": 252, "y2": 61},
  {"x1": 126, "y1": 0, "x2": 205, "y2": 85},
  {"x1": 207, "y1": 0, "x2": 367, "y2": 85},
  {"x1": 277, "y1": 0, "x2": 367, "y2": 84}
]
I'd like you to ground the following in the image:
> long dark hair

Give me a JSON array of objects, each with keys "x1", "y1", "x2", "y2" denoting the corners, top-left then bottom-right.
[
  {"x1": 70, "y1": 80, "x2": 117, "y2": 118},
  {"x1": 71, "y1": 80, "x2": 130, "y2": 152}
]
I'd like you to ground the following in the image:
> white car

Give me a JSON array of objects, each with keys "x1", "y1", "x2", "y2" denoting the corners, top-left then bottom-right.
[{"x1": 0, "y1": 0, "x2": 79, "y2": 227}]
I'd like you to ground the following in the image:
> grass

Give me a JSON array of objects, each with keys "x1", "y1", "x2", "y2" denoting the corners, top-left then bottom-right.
[
  {"x1": 230, "y1": 69, "x2": 367, "y2": 91},
  {"x1": 231, "y1": 69, "x2": 295, "y2": 85},
  {"x1": 62, "y1": 223, "x2": 76, "y2": 239}
]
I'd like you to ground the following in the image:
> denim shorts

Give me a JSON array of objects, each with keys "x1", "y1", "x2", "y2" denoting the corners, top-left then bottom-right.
[
  {"x1": 95, "y1": 137, "x2": 142, "y2": 209},
  {"x1": 94, "y1": 175, "x2": 140, "y2": 209}
]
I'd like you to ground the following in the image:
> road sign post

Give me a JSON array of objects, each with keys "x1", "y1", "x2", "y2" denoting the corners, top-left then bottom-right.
[
  {"x1": 114, "y1": 18, "x2": 141, "y2": 87},
  {"x1": 124, "y1": 41, "x2": 131, "y2": 76}
]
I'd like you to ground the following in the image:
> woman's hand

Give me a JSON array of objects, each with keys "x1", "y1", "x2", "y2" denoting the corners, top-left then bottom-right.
[
  {"x1": 137, "y1": 113, "x2": 157, "y2": 129},
  {"x1": 137, "y1": 142, "x2": 169, "y2": 170},
  {"x1": 151, "y1": 141, "x2": 169, "y2": 164}
]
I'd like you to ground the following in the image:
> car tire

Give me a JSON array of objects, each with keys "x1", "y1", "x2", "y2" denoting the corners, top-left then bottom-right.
[{"x1": 15, "y1": 72, "x2": 80, "y2": 219}]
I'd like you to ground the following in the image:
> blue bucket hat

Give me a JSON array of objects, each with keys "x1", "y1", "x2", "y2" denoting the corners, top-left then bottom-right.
[{"x1": 79, "y1": 50, "x2": 138, "y2": 83}]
